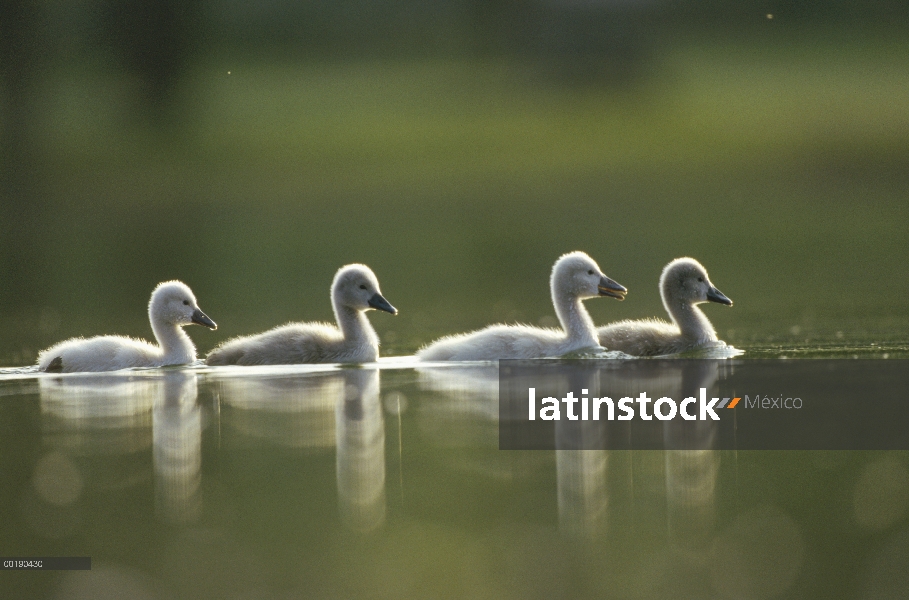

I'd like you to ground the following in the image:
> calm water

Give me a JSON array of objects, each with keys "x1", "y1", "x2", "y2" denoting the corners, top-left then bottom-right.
[{"x1": 2, "y1": 347, "x2": 909, "y2": 599}]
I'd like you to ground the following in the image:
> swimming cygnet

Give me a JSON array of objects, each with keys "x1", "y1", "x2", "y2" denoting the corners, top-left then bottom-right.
[
  {"x1": 38, "y1": 281, "x2": 217, "y2": 373},
  {"x1": 597, "y1": 257, "x2": 732, "y2": 356},
  {"x1": 205, "y1": 264, "x2": 396, "y2": 366},
  {"x1": 417, "y1": 251, "x2": 627, "y2": 361}
]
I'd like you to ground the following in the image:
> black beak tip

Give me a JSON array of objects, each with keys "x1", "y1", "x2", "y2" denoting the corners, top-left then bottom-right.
[
  {"x1": 368, "y1": 293, "x2": 397, "y2": 315},
  {"x1": 192, "y1": 309, "x2": 217, "y2": 330},
  {"x1": 707, "y1": 288, "x2": 733, "y2": 306}
]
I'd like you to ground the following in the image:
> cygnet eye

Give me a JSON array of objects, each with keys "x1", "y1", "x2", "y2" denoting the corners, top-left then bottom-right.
[
  {"x1": 359, "y1": 284, "x2": 367, "y2": 290},
  {"x1": 587, "y1": 269, "x2": 594, "y2": 275},
  {"x1": 183, "y1": 300, "x2": 190, "y2": 306},
  {"x1": 697, "y1": 277, "x2": 704, "y2": 282}
]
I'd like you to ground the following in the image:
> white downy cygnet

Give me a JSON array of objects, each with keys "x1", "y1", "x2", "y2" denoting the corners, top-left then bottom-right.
[
  {"x1": 205, "y1": 264, "x2": 396, "y2": 365},
  {"x1": 38, "y1": 281, "x2": 217, "y2": 373},
  {"x1": 417, "y1": 251, "x2": 627, "y2": 361},
  {"x1": 597, "y1": 257, "x2": 732, "y2": 356}
]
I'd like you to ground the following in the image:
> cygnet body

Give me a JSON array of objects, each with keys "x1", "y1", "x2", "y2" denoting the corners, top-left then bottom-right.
[
  {"x1": 205, "y1": 264, "x2": 396, "y2": 365},
  {"x1": 37, "y1": 281, "x2": 217, "y2": 373},
  {"x1": 597, "y1": 257, "x2": 732, "y2": 356},
  {"x1": 417, "y1": 251, "x2": 627, "y2": 361}
]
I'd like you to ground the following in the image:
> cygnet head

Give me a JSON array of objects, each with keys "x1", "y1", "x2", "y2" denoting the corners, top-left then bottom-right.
[
  {"x1": 551, "y1": 251, "x2": 627, "y2": 301},
  {"x1": 332, "y1": 264, "x2": 397, "y2": 315},
  {"x1": 149, "y1": 281, "x2": 217, "y2": 329},
  {"x1": 660, "y1": 258, "x2": 732, "y2": 307}
]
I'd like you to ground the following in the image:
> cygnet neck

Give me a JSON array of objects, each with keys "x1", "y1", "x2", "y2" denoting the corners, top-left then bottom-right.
[
  {"x1": 663, "y1": 296, "x2": 717, "y2": 343},
  {"x1": 334, "y1": 300, "x2": 378, "y2": 345},
  {"x1": 150, "y1": 316, "x2": 196, "y2": 364},
  {"x1": 552, "y1": 287, "x2": 599, "y2": 347}
]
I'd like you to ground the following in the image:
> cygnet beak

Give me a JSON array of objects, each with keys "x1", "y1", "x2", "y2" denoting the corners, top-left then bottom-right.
[
  {"x1": 598, "y1": 275, "x2": 627, "y2": 301},
  {"x1": 367, "y1": 293, "x2": 397, "y2": 315},
  {"x1": 706, "y1": 286, "x2": 733, "y2": 306},
  {"x1": 191, "y1": 308, "x2": 218, "y2": 329}
]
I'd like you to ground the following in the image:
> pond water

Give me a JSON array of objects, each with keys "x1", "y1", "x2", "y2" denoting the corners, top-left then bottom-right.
[{"x1": 2, "y1": 346, "x2": 908, "y2": 599}]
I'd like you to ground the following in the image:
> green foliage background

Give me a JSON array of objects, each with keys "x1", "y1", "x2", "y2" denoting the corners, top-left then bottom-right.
[{"x1": 1, "y1": 7, "x2": 907, "y2": 364}]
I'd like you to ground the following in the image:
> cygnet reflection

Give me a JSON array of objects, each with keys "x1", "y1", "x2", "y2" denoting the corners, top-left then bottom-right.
[
  {"x1": 416, "y1": 365, "x2": 500, "y2": 452},
  {"x1": 153, "y1": 371, "x2": 202, "y2": 524},
  {"x1": 556, "y1": 450, "x2": 610, "y2": 539},
  {"x1": 548, "y1": 356, "x2": 609, "y2": 539},
  {"x1": 665, "y1": 449, "x2": 720, "y2": 552},
  {"x1": 554, "y1": 366, "x2": 610, "y2": 539},
  {"x1": 216, "y1": 373, "x2": 342, "y2": 449},
  {"x1": 651, "y1": 362, "x2": 724, "y2": 550},
  {"x1": 37, "y1": 372, "x2": 204, "y2": 532},
  {"x1": 592, "y1": 359, "x2": 727, "y2": 450},
  {"x1": 589, "y1": 360, "x2": 727, "y2": 541},
  {"x1": 417, "y1": 365, "x2": 499, "y2": 418},
  {"x1": 418, "y1": 365, "x2": 550, "y2": 480},
  {"x1": 39, "y1": 374, "x2": 158, "y2": 456},
  {"x1": 212, "y1": 368, "x2": 388, "y2": 532},
  {"x1": 661, "y1": 362, "x2": 723, "y2": 550},
  {"x1": 548, "y1": 362, "x2": 723, "y2": 540},
  {"x1": 336, "y1": 369, "x2": 386, "y2": 533}
]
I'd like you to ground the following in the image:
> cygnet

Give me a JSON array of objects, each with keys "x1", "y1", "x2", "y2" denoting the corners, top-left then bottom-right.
[
  {"x1": 597, "y1": 257, "x2": 732, "y2": 356},
  {"x1": 417, "y1": 251, "x2": 626, "y2": 361},
  {"x1": 205, "y1": 264, "x2": 396, "y2": 365},
  {"x1": 38, "y1": 281, "x2": 217, "y2": 372}
]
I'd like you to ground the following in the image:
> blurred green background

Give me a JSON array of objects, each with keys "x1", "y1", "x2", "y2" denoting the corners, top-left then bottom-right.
[{"x1": 2, "y1": 1, "x2": 908, "y2": 365}]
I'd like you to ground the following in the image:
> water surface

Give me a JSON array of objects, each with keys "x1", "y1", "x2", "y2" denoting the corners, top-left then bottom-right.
[{"x1": 2, "y1": 348, "x2": 908, "y2": 598}]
